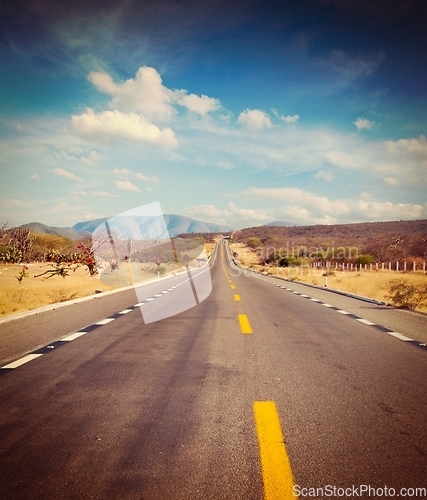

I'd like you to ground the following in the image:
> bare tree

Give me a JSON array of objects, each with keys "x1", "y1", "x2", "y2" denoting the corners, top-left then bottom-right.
[{"x1": 7, "y1": 227, "x2": 35, "y2": 263}]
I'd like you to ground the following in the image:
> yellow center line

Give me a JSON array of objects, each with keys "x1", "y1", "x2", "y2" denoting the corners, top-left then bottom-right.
[
  {"x1": 253, "y1": 401, "x2": 297, "y2": 500},
  {"x1": 238, "y1": 314, "x2": 252, "y2": 334},
  {"x1": 234, "y1": 294, "x2": 241, "y2": 301}
]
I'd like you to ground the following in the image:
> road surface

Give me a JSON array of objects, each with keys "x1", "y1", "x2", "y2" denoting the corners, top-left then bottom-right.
[{"x1": 0, "y1": 241, "x2": 426, "y2": 499}]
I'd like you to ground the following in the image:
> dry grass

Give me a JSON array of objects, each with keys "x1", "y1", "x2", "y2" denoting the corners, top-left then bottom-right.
[
  {"x1": 273, "y1": 267, "x2": 427, "y2": 313},
  {"x1": 0, "y1": 247, "x2": 213, "y2": 317},
  {"x1": 230, "y1": 243, "x2": 427, "y2": 314},
  {"x1": 0, "y1": 263, "x2": 117, "y2": 317},
  {"x1": 230, "y1": 242, "x2": 262, "y2": 267}
]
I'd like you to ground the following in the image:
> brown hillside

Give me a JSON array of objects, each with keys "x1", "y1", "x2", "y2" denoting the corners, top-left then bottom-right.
[{"x1": 232, "y1": 220, "x2": 427, "y2": 263}]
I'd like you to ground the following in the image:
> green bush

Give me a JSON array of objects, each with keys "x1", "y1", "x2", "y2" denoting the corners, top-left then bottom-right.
[
  {"x1": 356, "y1": 254, "x2": 376, "y2": 265},
  {"x1": 278, "y1": 255, "x2": 301, "y2": 267}
]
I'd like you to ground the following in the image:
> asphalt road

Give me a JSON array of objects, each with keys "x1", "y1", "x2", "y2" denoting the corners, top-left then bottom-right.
[{"x1": 0, "y1": 241, "x2": 426, "y2": 499}]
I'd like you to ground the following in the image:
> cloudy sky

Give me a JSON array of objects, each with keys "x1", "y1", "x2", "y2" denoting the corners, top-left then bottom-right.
[{"x1": 1, "y1": 0, "x2": 426, "y2": 229}]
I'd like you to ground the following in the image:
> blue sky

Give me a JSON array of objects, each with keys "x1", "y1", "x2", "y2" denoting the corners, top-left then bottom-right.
[{"x1": 1, "y1": 0, "x2": 426, "y2": 229}]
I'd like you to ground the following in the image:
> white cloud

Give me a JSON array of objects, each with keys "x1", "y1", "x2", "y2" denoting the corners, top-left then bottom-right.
[
  {"x1": 31, "y1": 173, "x2": 40, "y2": 180},
  {"x1": 354, "y1": 117, "x2": 375, "y2": 130},
  {"x1": 115, "y1": 180, "x2": 141, "y2": 192},
  {"x1": 55, "y1": 148, "x2": 105, "y2": 165},
  {"x1": 386, "y1": 134, "x2": 427, "y2": 157},
  {"x1": 237, "y1": 109, "x2": 272, "y2": 132},
  {"x1": 327, "y1": 50, "x2": 385, "y2": 82},
  {"x1": 80, "y1": 150, "x2": 107, "y2": 165},
  {"x1": 323, "y1": 149, "x2": 359, "y2": 168},
  {"x1": 89, "y1": 67, "x2": 175, "y2": 122},
  {"x1": 185, "y1": 204, "x2": 223, "y2": 219},
  {"x1": 384, "y1": 177, "x2": 399, "y2": 186},
  {"x1": 135, "y1": 173, "x2": 158, "y2": 182},
  {"x1": 314, "y1": 169, "x2": 335, "y2": 181},
  {"x1": 71, "y1": 108, "x2": 177, "y2": 148},
  {"x1": 83, "y1": 211, "x2": 104, "y2": 221},
  {"x1": 88, "y1": 66, "x2": 220, "y2": 120},
  {"x1": 282, "y1": 114, "x2": 299, "y2": 124},
  {"x1": 0, "y1": 199, "x2": 32, "y2": 207},
  {"x1": 90, "y1": 191, "x2": 118, "y2": 198},
  {"x1": 111, "y1": 169, "x2": 158, "y2": 183},
  {"x1": 112, "y1": 168, "x2": 132, "y2": 176},
  {"x1": 71, "y1": 190, "x2": 88, "y2": 197},
  {"x1": 53, "y1": 167, "x2": 83, "y2": 181},
  {"x1": 174, "y1": 91, "x2": 220, "y2": 116},
  {"x1": 238, "y1": 186, "x2": 427, "y2": 224}
]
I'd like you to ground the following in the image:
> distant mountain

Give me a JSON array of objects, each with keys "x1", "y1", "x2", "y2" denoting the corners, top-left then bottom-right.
[
  {"x1": 261, "y1": 221, "x2": 300, "y2": 227},
  {"x1": 21, "y1": 222, "x2": 91, "y2": 240},
  {"x1": 73, "y1": 214, "x2": 231, "y2": 237}
]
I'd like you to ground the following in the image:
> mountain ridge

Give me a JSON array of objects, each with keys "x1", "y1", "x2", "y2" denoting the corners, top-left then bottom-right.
[{"x1": 20, "y1": 214, "x2": 232, "y2": 240}]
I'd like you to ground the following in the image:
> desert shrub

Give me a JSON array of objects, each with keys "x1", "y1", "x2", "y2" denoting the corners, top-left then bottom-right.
[
  {"x1": 246, "y1": 237, "x2": 262, "y2": 249},
  {"x1": 278, "y1": 255, "x2": 301, "y2": 267},
  {"x1": 356, "y1": 254, "x2": 376, "y2": 265},
  {"x1": 387, "y1": 279, "x2": 427, "y2": 311}
]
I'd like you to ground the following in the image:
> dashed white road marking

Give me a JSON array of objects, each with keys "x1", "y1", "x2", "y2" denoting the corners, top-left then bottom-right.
[
  {"x1": 387, "y1": 331, "x2": 412, "y2": 341},
  {"x1": 250, "y1": 273, "x2": 423, "y2": 350},
  {"x1": 94, "y1": 318, "x2": 115, "y2": 325},
  {"x1": 2, "y1": 354, "x2": 43, "y2": 369},
  {"x1": 146, "y1": 298, "x2": 154, "y2": 301},
  {"x1": 356, "y1": 318, "x2": 375, "y2": 326},
  {"x1": 118, "y1": 309, "x2": 133, "y2": 314},
  {"x1": 62, "y1": 332, "x2": 87, "y2": 341}
]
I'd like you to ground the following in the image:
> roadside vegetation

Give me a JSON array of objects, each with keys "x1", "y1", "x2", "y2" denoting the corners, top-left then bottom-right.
[
  {"x1": 230, "y1": 220, "x2": 427, "y2": 314},
  {"x1": 0, "y1": 225, "x2": 219, "y2": 317}
]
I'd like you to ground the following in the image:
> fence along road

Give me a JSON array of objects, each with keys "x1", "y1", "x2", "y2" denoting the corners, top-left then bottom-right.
[{"x1": 0, "y1": 240, "x2": 426, "y2": 499}]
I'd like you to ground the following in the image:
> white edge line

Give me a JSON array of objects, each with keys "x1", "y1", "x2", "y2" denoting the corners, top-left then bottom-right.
[
  {"x1": 118, "y1": 309, "x2": 132, "y2": 314},
  {"x1": 337, "y1": 310, "x2": 350, "y2": 315},
  {"x1": 322, "y1": 303, "x2": 334, "y2": 308},
  {"x1": 2, "y1": 353, "x2": 43, "y2": 369}
]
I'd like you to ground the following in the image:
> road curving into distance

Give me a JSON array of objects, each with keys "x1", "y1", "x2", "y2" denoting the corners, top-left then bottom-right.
[{"x1": 0, "y1": 240, "x2": 426, "y2": 499}]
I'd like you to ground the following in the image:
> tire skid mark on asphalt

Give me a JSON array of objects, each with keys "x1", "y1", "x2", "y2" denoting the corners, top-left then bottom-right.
[
  {"x1": 0, "y1": 273, "x2": 204, "y2": 375},
  {"x1": 251, "y1": 274, "x2": 427, "y2": 352}
]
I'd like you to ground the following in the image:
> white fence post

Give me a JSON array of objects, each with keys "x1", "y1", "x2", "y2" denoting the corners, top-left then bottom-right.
[
  {"x1": 413, "y1": 261, "x2": 416, "y2": 272},
  {"x1": 396, "y1": 261, "x2": 399, "y2": 272}
]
